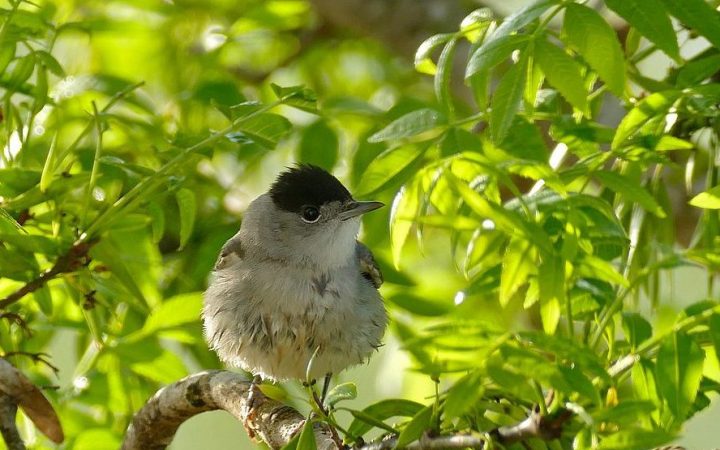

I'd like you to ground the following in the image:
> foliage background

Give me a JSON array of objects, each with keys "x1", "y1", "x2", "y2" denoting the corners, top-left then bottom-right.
[{"x1": 1, "y1": 0, "x2": 720, "y2": 448}]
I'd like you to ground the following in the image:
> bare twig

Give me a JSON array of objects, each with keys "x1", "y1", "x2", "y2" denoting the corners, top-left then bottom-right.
[
  {"x1": 0, "y1": 240, "x2": 95, "y2": 310},
  {"x1": 0, "y1": 392, "x2": 25, "y2": 450},
  {"x1": 0, "y1": 359, "x2": 63, "y2": 444},
  {"x1": 0, "y1": 313, "x2": 31, "y2": 336},
  {"x1": 121, "y1": 370, "x2": 339, "y2": 450}
]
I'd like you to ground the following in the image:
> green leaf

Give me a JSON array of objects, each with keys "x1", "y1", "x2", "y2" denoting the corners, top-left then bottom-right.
[
  {"x1": 140, "y1": 292, "x2": 203, "y2": 336},
  {"x1": 605, "y1": 0, "x2": 679, "y2": 60},
  {"x1": 73, "y1": 429, "x2": 120, "y2": 450},
  {"x1": 659, "y1": 0, "x2": 720, "y2": 49},
  {"x1": 325, "y1": 382, "x2": 357, "y2": 407},
  {"x1": 0, "y1": 208, "x2": 23, "y2": 233},
  {"x1": 356, "y1": 145, "x2": 427, "y2": 197},
  {"x1": 577, "y1": 255, "x2": 629, "y2": 287},
  {"x1": 500, "y1": 238, "x2": 534, "y2": 307},
  {"x1": 564, "y1": 3, "x2": 625, "y2": 96},
  {"x1": 271, "y1": 83, "x2": 317, "y2": 113},
  {"x1": 535, "y1": 37, "x2": 587, "y2": 112},
  {"x1": 689, "y1": 185, "x2": 720, "y2": 209},
  {"x1": 390, "y1": 178, "x2": 420, "y2": 267},
  {"x1": 387, "y1": 292, "x2": 451, "y2": 317},
  {"x1": 538, "y1": 254, "x2": 564, "y2": 334},
  {"x1": 129, "y1": 348, "x2": 187, "y2": 384},
  {"x1": 465, "y1": 35, "x2": 530, "y2": 78},
  {"x1": 612, "y1": 90, "x2": 681, "y2": 149},
  {"x1": 414, "y1": 33, "x2": 454, "y2": 75},
  {"x1": 489, "y1": 0, "x2": 555, "y2": 42},
  {"x1": 396, "y1": 405, "x2": 432, "y2": 448},
  {"x1": 296, "y1": 419, "x2": 317, "y2": 450},
  {"x1": 710, "y1": 314, "x2": 720, "y2": 366},
  {"x1": 598, "y1": 428, "x2": 675, "y2": 450},
  {"x1": 460, "y1": 8, "x2": 494, "y2": 43},
  {"x1": 0, "y1": 43, "x2": 15, "y2": 74},
  {"x1": 498, "y1": 116, "x2": 547, "y2": 162},
  {"x1": 676, "y1": 54, "x2": 720, "y2": 87},
  {"x1": 368, "y1": 109, "x2": 446, "y2": 143},
  {"x1": 595, "y1": 170, "x2": 666, "y2": 218},
  {"x1": 622, "y1": 313, "x2": 652, "y2": 350},
  {"x1": 444, "y1": 370, "x2": 484, "y2": 420},
  {"x1": 34, "y1": 285, "x2": 53, "y2": 316},
  {"x1": 490, "y1": 54, "x2": 528, "y2": 143},
  {"x1": 234, "y1": 113, "x2": 292, "y2": 148},
  {"x1": 298, "y1": 120, "x2": 339, "y2": 170},
  {"x1": 655, "y1": 332, "x2": 705, "y2": 421},
  {"x1": 435, "y1": 38, "x2": 458, "y2": 116},
  {"x1": 176, "y1": 188, "x2": 196, "y2": 250},
  {"x1": 8, "y1": 53, "x2": 35, "y2": 88},
  {"x1": 148, "y1": 201, "x2": 165, "y2": 244},
  {"x1": 347, "y1": 399, "x2": 424, "y2": 438}
]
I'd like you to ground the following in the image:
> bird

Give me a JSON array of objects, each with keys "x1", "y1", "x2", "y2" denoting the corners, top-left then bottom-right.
[{"x1": 202, "y1": 164, "x2": 387, "y2": 404}]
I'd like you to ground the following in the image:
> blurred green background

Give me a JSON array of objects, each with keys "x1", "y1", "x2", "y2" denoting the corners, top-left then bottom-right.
[{"x1": 1, "y1": 0, "x2": 719, "y2": 448}]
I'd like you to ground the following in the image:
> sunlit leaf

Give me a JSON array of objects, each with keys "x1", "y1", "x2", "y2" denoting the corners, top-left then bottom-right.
[
  {"x1": 500, "y1": 238, "x2": 534, "y2": 307},
  {"x1": 564, "y1": 3, "x2": 626, "y2": 96},
  {"x1": 356, "y1": 145, "x2": 428, "y2": 197},
  {"x1": 325, "y1": 382, "x2": 357, "y2": 407},
  {"x1": 490, "y1": 55, "x2": 528, "y2": 143},
  {"x1": 659, "y1": 0, "x2": 720, "y2": 49},
  {"x1": 598, "y1": 428, "x2": 675, "y2": 450},
  {"x1": 414, "y1": 33, "x2": 454, "y2": 75},
  {"x1": 535, "y1": 37, "x2": 587, "y2": 112},
  {"x1": 605, "y1": 0, "x2": 679, "y2": 61},
  {"x1": 368, "y1": 109, "x2": 446, "y2": 143},
  {"x1": 612, "y1": 91, "x2": 681, "y2": 149},
  {"x1": 444, "y1": 370, "x2": 484, "y2": 420},
  {"x1": 176, "y1": 188, "x2": 196, "y2": 249},
  {"x1": 655, "y1": 332, "x2": 704, "y2": 421},
  {"x1": 347, "y1": 399, "x2": 424, "y2": 438},
  {"x1": 396, "y1": 404, "x2": 432, "y2": 448},
  {"x1": 296, "y1": 418, "x2": 317, "y2": 450},
  {"x1": 595, "y1": 170, "x2": 666, "y2": 218},
  {"x1": 689, "y1": 185, "x2": 720, "y2": 209},
  {"x1": 465, "y1": 35, "x2": 530, "y2": 78},
  {"x1": 140, "y1": 292, "x2": 203, "y2": 336}
]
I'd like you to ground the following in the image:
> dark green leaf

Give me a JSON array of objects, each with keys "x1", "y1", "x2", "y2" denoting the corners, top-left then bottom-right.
[
  {"x1": 676, "y1": 54, "x2": 720, "y2": 87},
  {"x1": 368, "y1": 109, "x2": 446, "y2": 143},
  {"x1": 660, "y1": 0, "x2": 720, "y2": 49},
  {"x1": 387, "y1": 292, "x2": 451, "y2": 316},
  {"x1": 655, "y1": 332, "x2": 704, "y2": 420},
  {"x1": 298, "y1": 120, "x2": 338, "y2": 170},
  {"x1": 535, "y1": 37, "x2": 587, "y2": 111},
  {"x1": 489, "y1": 0, "x2": 555, "y2": 42},
  {"x1": 605, "y1": 0, "x2": 679, "y2": 60},
  {"x1": 564, "y1": 4, "x2": 626, "y2": 96},
  {"x1": 490, "y1": 55, "x2": 528, "y2": 143}
]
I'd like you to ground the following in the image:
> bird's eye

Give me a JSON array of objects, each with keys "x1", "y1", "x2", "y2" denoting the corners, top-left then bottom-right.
[{"x1": 301, "y1": 206, "x2": 321, "y2": 223}]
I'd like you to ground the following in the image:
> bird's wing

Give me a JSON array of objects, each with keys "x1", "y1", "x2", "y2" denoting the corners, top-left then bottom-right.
[
  {"x1": 214, "y1": 234, "x2": 245, "y2": 270},
  {"x1": 356, "y1": 242, "x2": 383, "y2": 289}
]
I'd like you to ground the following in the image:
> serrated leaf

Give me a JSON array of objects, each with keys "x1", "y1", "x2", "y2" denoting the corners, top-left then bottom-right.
[
  {"x1": 655, "y1": 332, "x2": 704, "y2": 421},
  {"x1": 298, "y1": 120, "x2": 338, "y2": 170},
  {"x1": 612, "y1": 90, "x2": 681, "y2": 149},
  {"x1": 176, "y1": 188, "x2": 196, "y2": 249},
  {"x1": 606, "y1": 0, "x2": 679, "y2": 61},
  {"x1": 659, "y1": 0, "x2": 720, "y2": 49},
  {"x1": 465, "y1": 34, "x2": 530, "y2": 78},
  {"x1": 368, "y1": 109, "x2": 446, "y2": 143},
  {"x1": 414, "y1": 33, "x2": 454, "y2": 75},
  {"x1": 564, "y1": 4, "x2": 626, "y2": 96},
  {"x1": 689, "y1": 185, "x2": 720, "y2": 209},
  {"x1": 490, "y1": 54, "x2": 528, "y2": 143},
  {"x1": 395, "y1": 405, "x2": 432, "y2": 448},
  {"x1": 535, "y1": 37, "x2": 587, "y2": 112},
  {"x1": 595, "y1": 170, "x2": 666, "y2": 217},
  {"x1": 347, "y1": 399, "x2": 424, "y2": 438}
]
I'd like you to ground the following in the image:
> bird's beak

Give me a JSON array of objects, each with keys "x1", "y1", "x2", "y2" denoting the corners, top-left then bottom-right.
[{"x1": 339, "y1": 200, "x2": 384, "y2": 221}]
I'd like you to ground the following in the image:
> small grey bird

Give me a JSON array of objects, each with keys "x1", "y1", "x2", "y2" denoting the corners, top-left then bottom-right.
[{"x1": 203, "y1": 165, "x2": 387, "y2": 395}]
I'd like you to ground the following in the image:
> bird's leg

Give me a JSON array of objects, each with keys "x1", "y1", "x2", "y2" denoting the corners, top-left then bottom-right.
[
  {"x1": 320, "y1": 372, "x2": 332, "y2": 404},
  {"x1": 242, "y1": 375, "x2": 264, "y2": 440}
]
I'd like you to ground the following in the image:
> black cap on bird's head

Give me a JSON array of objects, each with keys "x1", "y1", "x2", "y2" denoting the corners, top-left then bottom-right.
[{"x1": 269, "y1": 164, "x2": 383, "y2": 221}]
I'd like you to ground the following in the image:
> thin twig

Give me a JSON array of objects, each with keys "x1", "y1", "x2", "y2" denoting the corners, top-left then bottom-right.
[{"x1": 2, "y1": 352, "x2": 59, "y2": 374}]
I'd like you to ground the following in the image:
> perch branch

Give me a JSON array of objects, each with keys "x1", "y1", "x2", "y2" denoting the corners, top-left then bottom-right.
[
  {"x1": 0, "y1": 240, "x2": 95, "y2": 310},
  {"x1": 0, "y1": 392, "x2": 24, "y2": 450},
  {"x1": 121, "y1": 370, "x2": 339, "y2": 450}
]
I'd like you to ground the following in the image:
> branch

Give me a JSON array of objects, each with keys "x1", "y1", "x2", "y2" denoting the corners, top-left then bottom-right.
[
  {"x1": 358, "y1": 408, "x2": 573, "y2": 450},
  {"x1": 0, "y1": 240, "x2": 94, "y2": 310},
  {"x1": 0, "y1": 392, "x2": 24, "y2": 450},
  {"x1": 0, "y1": 359, "x2": 63, "y2": 445},
  {"x1": 121, "y1": 370, "x2": 339, "y2": 450}
]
